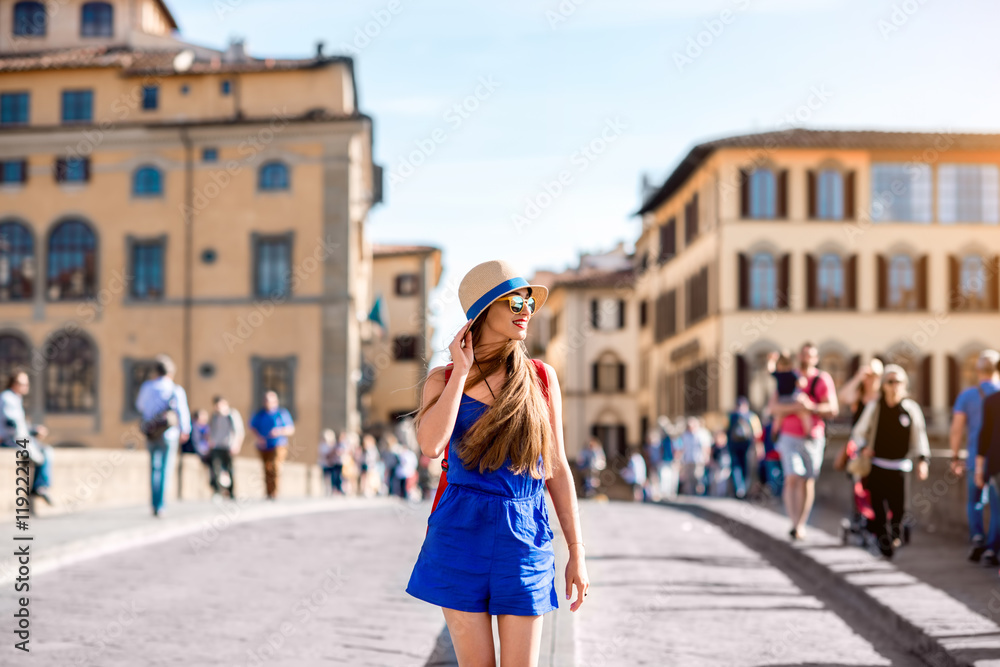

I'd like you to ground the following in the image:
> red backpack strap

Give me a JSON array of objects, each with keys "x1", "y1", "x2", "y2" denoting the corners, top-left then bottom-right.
[{"x1": 428, "y1": 365, "x2": 454, "y2": 533}]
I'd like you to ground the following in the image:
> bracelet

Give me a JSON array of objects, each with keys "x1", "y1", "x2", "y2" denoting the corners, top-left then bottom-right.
[{"x1": 567, "y1": 542, "x2": 585, "y2": 548}]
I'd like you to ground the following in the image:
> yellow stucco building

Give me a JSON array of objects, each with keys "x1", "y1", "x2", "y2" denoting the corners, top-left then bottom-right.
[
  {"x1": 365, "y1": 243, "x2": 442, "y2": 429},
  {"x1": 634, "y1": 129, "x2": 1000, "y2": 434},
  {"x1": 0, "y1": 0, "x2": 380, "y2": 462}
]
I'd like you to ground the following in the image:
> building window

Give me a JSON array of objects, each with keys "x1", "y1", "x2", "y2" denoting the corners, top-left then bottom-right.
[
  {"x1": 253, "y1": 234, "x2": 291, "y2": 298},
  {"x1": 1, "y1": 92, "x2": 30, "y2": 125},
  {"x1": 591, "y1": 297, "x2": 624, "y2": 331},
  {"x1": 221, "y1": 80, "x2": 232, "y2": 95},
  {"x1": 658, "y1": 218, "x2": 676, "y2": 264},
  {"x1": 684, "y1": 193, "x2": 699, "y2": 245},
  {"x1": 394, "y1": 335, "x2": 420, "y2": 360},
  {"x1": 0, "y1": 159, "x2": 27, "y2": 185},
  {"x1": 61, "y1": 90, "x2": 93, "y2": 124},
  {"x1": 639, "y1": 300, "x2": 647, "y2": 327},
  {"x1": 130, "y1": 239, "x2": 164, "y2": 299},
  {"x1": 750, "y1": 253, "x2": 777, "y2": 309},
  {"x1": 686, "y1": 266, "x2": 709, "y2": 325},
  {"x1": 817, "y1": 253, "x2": 845, "y2": 308},
  {"x1": 0, "y1": 221, "x2": 34, "y2": 302},
  {"x1": 683, "y1": 361, "x2": 710, "y2": 415},
  {"x1": 259, "y1": 161, "x2": 290, "y2": 191},
  {"x1": 592, "y1": 352, "x2": 625, "y2": 393},
  {"x1": 47, "y1": 219, "x2": 96, "y2": 300},
  {"x1": 655, "y1": 290, "x2": 677, "y2": 342},
  {"x1": 44, "y1": 331, "x2": 96, "y2": 413},
  {"x1": 122, "y1": 358, "x2": 158, "y2": 421},
  {"x1": 888, "y1": 254, "x2": 916, "y2": 310},
  {"x1": 141, "y1": 85, "x2": 158, "y2": 111},
  {"x1": 957, "y1": 255, "x2": 989, "y2": 310},
  {"x1": 202, "y1": 148, "x2": 218, "y2": 163},
  {"x1": 816, "y1": 170, "x2": 844, "y2": 220},
  {"x1": 132, "y1": 166, "x2": 163, "y2": 196},
  {"x1": 55, "y1": 157, "x2": 90, "y2": 183},
  {"x1": 395, "y1": 273, "x2": 419, "y2": 296},
  {"x1": 80, "y1": 2, "x2": 113, "y2": 37},
  {"x1": 180, "y1": 84, "x2": 190, "y2": 95},
  {"x1": 938, "y1": 164, "x2": 1000, "y2": 224},
  {"x1": 871, "y1": 163, "x2": 932, "y2": 223},
  {"x1": 13, "y1": 1, "x2": 45, "y2": 36},
  {"x1": 252, "y1": 356, "x2": 297, "y2": 419},
  {"x1": 748, "y1": 169, "x2": 776, "y2": 218}
]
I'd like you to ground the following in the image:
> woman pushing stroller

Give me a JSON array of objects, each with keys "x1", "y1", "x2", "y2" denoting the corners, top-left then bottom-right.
[{"x1": 849, "y1": 364, "x2": 930, "y2": 559}]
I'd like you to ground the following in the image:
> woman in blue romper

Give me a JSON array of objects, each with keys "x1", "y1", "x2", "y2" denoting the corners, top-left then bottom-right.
[{"x1": 406, "y1": 259, "x2": 590, "y2": 666}]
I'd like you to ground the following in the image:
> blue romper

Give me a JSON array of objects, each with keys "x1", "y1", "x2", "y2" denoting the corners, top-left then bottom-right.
[{"x1": 405, "y1": 393, "x2": 559, "y2": 616}]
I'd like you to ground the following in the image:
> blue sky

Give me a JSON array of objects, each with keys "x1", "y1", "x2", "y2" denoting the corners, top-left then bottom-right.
[{"x1": 169, "y1": 0, "x2": 1000, "y2": 361}]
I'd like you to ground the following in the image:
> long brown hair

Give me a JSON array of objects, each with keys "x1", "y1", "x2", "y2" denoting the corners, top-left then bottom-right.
[{"x1": 414, "y1": 313, "x2": 553, "y2": 479}]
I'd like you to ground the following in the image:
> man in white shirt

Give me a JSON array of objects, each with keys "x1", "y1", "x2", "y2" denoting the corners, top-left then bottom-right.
[
  {"x1": 678, "y1": 417, "x2": 711, "y2": 496},
  {"x1": 1, "y1": 370, "x2": 54, "y2": 507},
  {"x1": 135, "y1": 355, "x2": 192, "y2": 517}
]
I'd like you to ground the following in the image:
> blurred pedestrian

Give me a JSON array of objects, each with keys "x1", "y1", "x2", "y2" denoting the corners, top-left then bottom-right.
[
  {"x1": 577, "y1": 438, "x2": 607, "y2": 498},
  {"x1": 381, "y1": 433, "x2": 400, "y2": 496},
  {"x1": 976, "y1": 356, "x2": 1000, "y2": 571},
  {"x1": 851, "y1": 364, "x2": 930, "y2": 559},
  {"x1": 249, "y1": 391, "x2": 295, "y2": 500},
  {"x1": 207, "y1": 396, "x2": 243, "y2": 499},
  {"x1": 657, "y1": 417, "x2": 679, "y2": 500},
  {"x1": 319, "y1": 429, "x2": 347, "y2": 495},
  {"x1": 839, "y1": 358, "x2": 884, "y2": 426},
  {"x1": 952, "y1": 349, "x2": 1000, "y2": 564},
  {"x1": 136, "y1": 355, "x2": 191, "y2": 517},
  {"x1": 726, "y1": 397, "x2": 763, "y2": 499},
  {"x1": 620, "y1": 445, "x2": 647, "y2": 502},
  {"x1": 678, "y1": 417, "x2": 710, "y2": 496},
  {"x1": 1, "y1": 370, "x2": 54, "y2": 507},
  {"x1": 769, "y1": 342, "x2": 838, "y2": 540},
  {"x1": 643, "y1": 429, "x2": 663, "y2": 501},
  {"x1": 395, "y1": 443, "x2": 419, "y2": 499},
  {"x1": 708, "y1": 430, "x2": 731, "y2": 497},
  {"x1": 192, "y1": 409, "x2": 211, "y2": 461},
  {"x1": 358, "y1": 434, "x2": 381, "y2": 497}
]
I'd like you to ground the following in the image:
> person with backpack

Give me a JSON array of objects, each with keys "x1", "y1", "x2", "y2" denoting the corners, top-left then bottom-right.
[
  {"x1": 207, "y1": 396, "x2": 244, "y2": 499},
  {"x1": 405, "y1": 260, "x2": 588, "y2": 666},
  {"x1": 954, "y1": 350, "x2": 1000, "y2": 564},
  {"x1": 135, "y1": 355, "x2": 192, "y2": 517},
  {"x1": 768, "y1": 342, "x2": 839, "y2": 540},
  {"x1": 726, "y1": 396, "x2": 763, "y2": 499}
]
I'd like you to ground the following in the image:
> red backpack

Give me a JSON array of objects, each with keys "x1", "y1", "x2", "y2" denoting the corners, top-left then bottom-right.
[{"x1": 426, "y1": 359, "x2": 552, "y2": 532}]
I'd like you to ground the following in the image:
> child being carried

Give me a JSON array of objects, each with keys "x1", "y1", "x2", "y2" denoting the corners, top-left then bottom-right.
[{"x1": 767, "y1": 350, "x2": 814, "y2": 434}]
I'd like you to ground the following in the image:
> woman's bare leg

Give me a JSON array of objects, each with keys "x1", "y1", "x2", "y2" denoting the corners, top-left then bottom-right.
[
  {"x1": 442, "y1": 608, "x2": 496, "y2": 666},
  {"x1": 496, "y1": 614, "x2": 544, "y2": 667}
]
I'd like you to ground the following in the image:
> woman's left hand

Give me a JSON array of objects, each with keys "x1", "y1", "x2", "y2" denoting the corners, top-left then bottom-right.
[
  {"x1": 565, "y1": 548, "x2": 589, "y2": 611},
  {"x1": 918, "y1": 460, "x2": 929, "y2": 481}
]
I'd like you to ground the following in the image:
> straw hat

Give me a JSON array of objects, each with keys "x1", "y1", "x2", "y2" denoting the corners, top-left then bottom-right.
[{"x1": 459, "y1": 260, "x2": 549, "y2": 328}]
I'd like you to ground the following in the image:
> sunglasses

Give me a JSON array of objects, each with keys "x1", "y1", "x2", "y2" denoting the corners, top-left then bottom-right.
[
  {"x1": 884, "y1": 378, "x2": 902, "y2": 385},
  {"x1": 497, "y1": 295, "x2": 536, "y2": 315}
]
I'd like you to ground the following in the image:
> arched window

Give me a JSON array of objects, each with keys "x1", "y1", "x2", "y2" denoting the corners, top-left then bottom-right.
[
  {"x1": 47, "y1": 219, "x2": 97, "y2": 301},
  {"x1": 0, "y1": 334, "x2": 32, "y2": 411},
  {"x1": 592, "y1": 351, "x2": 625, "y2": 393},
  {"x1": 960, "y1": 255, "x2": 988, "y2": 309},
  {"x1": 44, "y1": 331, "x2": 96, "y2": 413},
  {"x1": 750, "y1": 253, "x2": 776, "y2": 309},
  {"x1": 258, "y1": 161, "x2": 290, "y2": 191},
  {"x1": 13, "y1": 1, "x2": 46, "y2": 36},
  {"x1": 0, "y1": 221, "x2": 34, "y2": 302},
  {"x1": 888, "y1": 254, "x2": 916, "y2": 310},
  {"x1": 133, "y1": 166, "x2": 163, "y2": 196},
  {"x1": 817, "y1": 253, "x2": 844, "y2": 308},
  {"x1": 80, "y1": 2, "x2": 113, "y2": 37},
  {"x1": 817, "y1": 170, "x2": 844, "y2": 220},
  {"x1": 749, "y1": 169, "x2": 776, "y2": 218}
]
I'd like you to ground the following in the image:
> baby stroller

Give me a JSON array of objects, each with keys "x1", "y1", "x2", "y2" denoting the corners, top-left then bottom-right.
[{"x1": 837, "y1": 440, "x2": 911, "y2": 549}]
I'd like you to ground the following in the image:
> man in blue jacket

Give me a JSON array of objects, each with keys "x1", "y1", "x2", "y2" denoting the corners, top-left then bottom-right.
[{"x1": 250, "y1": 390, "x2": 295, "y2": 500}]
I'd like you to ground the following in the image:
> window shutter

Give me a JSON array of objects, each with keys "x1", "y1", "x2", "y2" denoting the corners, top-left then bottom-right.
[
  {"x1": 591, "y1": 299, "x2": 598, "y2": 328},
  {"x1": 591, "y1": 363, "x2": 598, "y2": 392},
  {"x1": 947, "y1": 355, "x2": 960, "y2": 408},
  {"x1": 738, "y1": 253, "x2": 749, "y2": 309},
  {"x1": 806, "y1": 254, "x2": 817, "y2": 309},
  {"x1": 55, "y1": 158, "x2": 66, "y2": 182},
  {"x1": 639, "y1": 300, "x2": 647, "y2": 327},
  {"x1": 877, "y1": 255, "x2": 888, "y2": 310},
  {"x1": 618, "y1": 299, "x2": 625, "y2": 329},
  {"x1": 740, "y1": 169, "x2": 750, "y2": 218},
  {"x1": 776, "y1": 170, "x2": 788, "y2": 219},
  {"x1": 917, "y1": 255, "x2": 929, "y2": 310},
  {"x1": 844, "y1": 171, "x2": 856, "y2": 220},
  {"x1": 83, "y1": 158, "x2": 91, "y2": 182},
  {"x1": 846, "y1": 254, "x2": 858, "y2": 309},
  {"x1": 777, "y1": 253, "x2": 790, "y2": 309},
  {"x1": 919, "y1": 355, "x2": 932, "y2": 409},
  {"x1": 735, "y1": 354, "x2": 748, "y2": 401},
  {"x1": 948, "y1": 256, "x2": 960, "y2": 311},
  {"x1": 618, "y1": 363, "x2": 625, "y2": 392},
  {"x1": 990, "y1": 255, "x2": 1000, "y2": 310},
  {"x1": 806, "y1": 170, "x2": 817, "y2": 219},
  {"x1": 17, "y1": 159, "x2": 28, "y2": 184}
]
